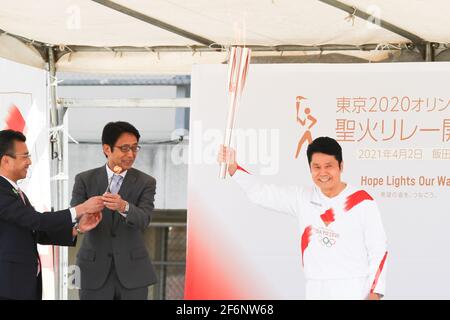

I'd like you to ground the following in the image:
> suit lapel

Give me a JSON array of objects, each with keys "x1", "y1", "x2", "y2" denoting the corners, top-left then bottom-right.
[
  {"x1": 0, "y1": 176, "x2": 28, "y2": 204},
  {"x1": 118, "y1": 168, "x2": 137, "y2": 201},
  {"x1": 0, "y1": 177, "x2": 38, "y2": 243},
  {"x1": 97, "y1": 166, "x2": 109, "y2": 196}
]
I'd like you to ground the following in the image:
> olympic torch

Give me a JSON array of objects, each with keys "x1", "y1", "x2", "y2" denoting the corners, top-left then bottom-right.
[{"x1": 219, "y1": 46, "x2": 251, "y2": 179}]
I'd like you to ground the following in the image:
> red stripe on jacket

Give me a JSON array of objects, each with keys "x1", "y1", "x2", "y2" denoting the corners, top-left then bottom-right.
[{"x1": 344, "y1": 190, "x2": 373, "y2": 212}]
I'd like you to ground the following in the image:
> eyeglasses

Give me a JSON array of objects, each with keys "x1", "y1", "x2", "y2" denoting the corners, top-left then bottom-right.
[
  {"x1": 5, "y1": 153, "x2": 32, "y2": 159},
  {"x1": 114, "y1": 144, "x2": 141, "y2": 153}
]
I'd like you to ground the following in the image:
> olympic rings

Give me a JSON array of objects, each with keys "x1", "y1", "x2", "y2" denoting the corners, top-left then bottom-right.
[{"x1": 319, "y1": 236, "x2": 336, "y2": 247}]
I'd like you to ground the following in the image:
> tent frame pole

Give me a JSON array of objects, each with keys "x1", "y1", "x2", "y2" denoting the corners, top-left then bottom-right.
[
  {"x1": 48, "y1": 47, "x2": 68, "y2": 300},
  {"x1": 90, "y1": 0, "x2": 216, "y2": 47},
  {"x1": 317, "y1": 0, "x2": 435, "y2": 60},
  {"x1": 3, "y1": 27, "x2": 441, "y2": 62},
  {"x1": 317, "y1": 0, "x2": 425, "y2": 45}
]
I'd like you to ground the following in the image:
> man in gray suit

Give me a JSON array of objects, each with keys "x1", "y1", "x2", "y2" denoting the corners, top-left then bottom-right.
[{"x1": 71, "y1": 121, "x2": 157, "y2": 300}]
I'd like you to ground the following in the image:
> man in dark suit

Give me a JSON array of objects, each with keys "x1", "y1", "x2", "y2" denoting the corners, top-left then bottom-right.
[
  {"x1": 71, "y1": 121, "x2": 157, "y2": 300},
  {"x1": 0, "y1": 129, "x2": 104, "y2": 300}
]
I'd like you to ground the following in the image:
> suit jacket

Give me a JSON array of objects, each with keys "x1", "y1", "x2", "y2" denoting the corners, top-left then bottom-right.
[
  {"x1": 71, "y1": 166, "x2": 157, "y2": 290},
  {"x1": 0, "y1": 176, "x2": 75, "y2": 300}
]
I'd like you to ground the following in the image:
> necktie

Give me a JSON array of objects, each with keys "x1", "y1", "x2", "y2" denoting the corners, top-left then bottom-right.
[
  {"x1": 18, "y1": 188, "x2": 40, "y2": 276},
  {"x1": 17, "y1": 187, "x2": 26, "y2": 204},
  {"x1": 110, "y1": 175, "x2": 123, "y2": 229},
  {"x1": 110, "y1": 174, "x2": 123, "y2": 195}
]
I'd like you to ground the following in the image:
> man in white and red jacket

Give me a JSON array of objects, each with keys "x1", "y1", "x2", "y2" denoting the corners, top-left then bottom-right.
[{"x1": 218, "y1": 137, "x2": 388, "y2": 300}]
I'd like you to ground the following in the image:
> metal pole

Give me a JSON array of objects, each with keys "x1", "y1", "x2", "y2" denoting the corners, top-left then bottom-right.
[
  {"x1": 90, "y1": 0, "x2": 216, "y2": 47},
  {"x1": 424, "y1": 42, "x2": 435, "y2": 62},
  {"x1": 157, "y1": 227, "x2": 168, "y2": 299},
  {"x1": 48, "y1": 48, "x2": 58, "y2": 133},
  {"x1": 48, "y1": 47, "x2": 67, "y2": 300}
]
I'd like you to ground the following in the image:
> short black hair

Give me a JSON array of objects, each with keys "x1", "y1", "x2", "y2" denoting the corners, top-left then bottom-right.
[
  {"x1": 101, "y1": 121, "x2": 140, "y2": 151},
  {"x1": 306, "y1": 136, "x2": 343, "y2": 167},
  {"x1": 0, "y1": 130, "x2": 26, "y2": 161}
]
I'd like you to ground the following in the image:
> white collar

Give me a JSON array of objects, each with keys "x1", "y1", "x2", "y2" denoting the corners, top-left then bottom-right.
[{"x1": 105, "y1": 164, "x2": 128, "y2": 180}]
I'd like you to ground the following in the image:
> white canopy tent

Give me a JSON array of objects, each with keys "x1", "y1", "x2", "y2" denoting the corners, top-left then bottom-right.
[{"x1": 1, "y1": 0, "x2": 449, "y2": 73}]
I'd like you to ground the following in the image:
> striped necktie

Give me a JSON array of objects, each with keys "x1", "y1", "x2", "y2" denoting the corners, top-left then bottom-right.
[{"x1": 110, "y1": 174, "x2": 123, "y2": 194}]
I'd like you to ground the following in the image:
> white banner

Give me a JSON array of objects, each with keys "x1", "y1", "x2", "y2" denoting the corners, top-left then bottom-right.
[
  {"x1": 186, "y1": 63, "x2": 450, "y2": 299},
  {"x1": 0, "y1": 57, "x2": 53, "y2": 299}
]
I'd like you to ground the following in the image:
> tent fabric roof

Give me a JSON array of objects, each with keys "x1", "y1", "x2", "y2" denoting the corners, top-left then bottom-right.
[{"x1": 1, "y1": 0, "x2": 449, "y2": 73}]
